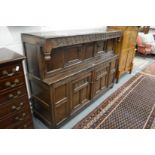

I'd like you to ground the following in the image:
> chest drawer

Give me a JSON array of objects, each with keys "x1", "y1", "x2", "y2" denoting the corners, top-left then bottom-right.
[
  {"x1": 0, "y1": 74, "x2": 25, "y2": 93},
  {"x1": 0, "y1": 48, "x2": 33, "y2": 128},
  {"x1": 0, "y1": 86, "x2": 27, "y2": 104},
  {"x1": 0, "y1": 108, "x2": 32, "y2": 129},
  {"x1": 7, "y1": 117, "x2": 33, "y2": 129},
  {"x1": 0, "y1": 61, "x2": 23, "y2": 80},
  {"x1": 0, "y1": 95, "x2": 29, "y2": 118}
]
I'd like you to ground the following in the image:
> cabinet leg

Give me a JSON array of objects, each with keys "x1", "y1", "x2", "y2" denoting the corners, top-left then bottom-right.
[
  {"x1": 115, "y1": 71, "x2": 120, "y2": 83},
  {"x1": 116, "y1": 78, "x2": 119, "y2": 83},
  {"x1": 129, "y1": 63, "x2": 133, "y2": 74}
]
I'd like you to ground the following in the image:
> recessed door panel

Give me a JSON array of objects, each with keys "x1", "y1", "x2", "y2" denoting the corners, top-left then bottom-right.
[
  {"x1": 71, "y1": 72, "x2": 92, "y2": 113},
  {"x1": 93, "y1": 63, "x2": 109, "y2": 96},
  {"x1": 53, "y1": 82, "x2": 69, "y2": 125}
]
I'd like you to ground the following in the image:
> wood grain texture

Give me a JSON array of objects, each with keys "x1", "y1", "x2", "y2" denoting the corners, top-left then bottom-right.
[
  {"x1": 107, "y1": 26, "x2": 139, "y2": 82},
  {"x1": 22, "y1": 30, "x2": 121, "y2": 128}
]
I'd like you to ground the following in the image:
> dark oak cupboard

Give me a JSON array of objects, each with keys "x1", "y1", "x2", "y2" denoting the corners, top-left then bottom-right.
[{"x1": 22, "y1": 30, "x2": 122, "y2": 128}]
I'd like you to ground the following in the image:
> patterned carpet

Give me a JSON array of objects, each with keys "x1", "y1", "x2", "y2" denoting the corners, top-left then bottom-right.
[
  {"x1": 142, "y1": 62, "x2": 155, "y2": 76},
  {"x1": 73, "y1": 64, "x2": 155, "y2": 129}
]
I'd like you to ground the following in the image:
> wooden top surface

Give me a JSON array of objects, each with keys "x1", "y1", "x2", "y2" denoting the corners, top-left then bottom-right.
[
  {"x1": 0, "y1": 48, "x2": 25, "y2": 64},
  {"x1": 22, "y1": 29, "x2": 122, "y2": 39}
]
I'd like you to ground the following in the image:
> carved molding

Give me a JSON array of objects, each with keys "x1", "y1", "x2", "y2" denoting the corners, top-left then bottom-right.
[{"x1": 43, "y1": 31, "x2": 122, "y2": 61}]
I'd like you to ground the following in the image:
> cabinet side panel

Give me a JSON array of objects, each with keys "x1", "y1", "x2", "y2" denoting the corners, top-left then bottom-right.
[{"x1": 24, "y1": 43, "x2": 40, "y2": 78}]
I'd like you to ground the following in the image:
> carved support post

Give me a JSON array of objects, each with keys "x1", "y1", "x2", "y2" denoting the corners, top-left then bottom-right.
[
  {"x1": 44, "y1": 52, "x2": 51, "y2": 61},
  {"x1": 43, "y1": 41, "x2": 53, "y2": 61}
]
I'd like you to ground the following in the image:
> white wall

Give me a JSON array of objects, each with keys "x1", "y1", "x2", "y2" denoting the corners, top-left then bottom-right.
[
  {"x1": 0, "y1": 26, "x2": 44, "y2": 55},
  {"x1": 0, "y1": 26, "x2": 106, "y2": 55},
  {"x1": 0, "y1": 26, "x2": 45, "y2": 96},
  {"x1": 0, "y1": 26, "x2": 106, "y2": 97}
]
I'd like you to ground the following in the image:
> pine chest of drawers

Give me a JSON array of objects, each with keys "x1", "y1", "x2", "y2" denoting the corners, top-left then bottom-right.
[
  {"x1": 22, "y1": 30, "x2": 122, "y2": 128},
  {"x1": 0, "y1": 48, "x2": 33, "y2": 129}
]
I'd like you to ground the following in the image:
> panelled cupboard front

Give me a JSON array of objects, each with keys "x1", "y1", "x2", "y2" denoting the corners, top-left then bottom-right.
[{"x1": 22, "y1": 30, "x2": 122, "y2": 128}]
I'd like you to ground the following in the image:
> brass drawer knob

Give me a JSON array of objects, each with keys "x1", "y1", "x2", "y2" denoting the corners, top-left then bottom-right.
[
  {"x1": 2, "y1": 66, "x2": 20, "y2": 77},
  {"x1": 22, "y1": 113, "x2": 26, "y2": 117},
  {"x1": 12, "y1": 105, "x2": 16, "y2": 110},
  {"x1": 15, "y1": 113, "x2": 26, "y2": 121},
  {"x1": 14, "y1": 79, "x2": 20, "y2": 84},
  {"x1": 11, "y1": 106, "x2": 21, "y2": 110},
  {"x1": 17, "y1": 91, "x2": 21, "y2": 95},
  {"x1": 5, "y1": 79, "x2": 20, "y2": 88},
  {"x1": 23, "y1": 124, "x2": 27, "y2": 128},
  {"x1": 8, "y1": 91, "x2": 22, "y2": 99},
  {"x1": 2, "y1": 70, "x2": 8, "y2": 75},
  {"x1": 11, "y1": 102, "x2": 24, "y2": 110},
  {"x1": 8, "y1": 94, "x2": 14, "y2": 98},
  {"x1": 20, "y1": 102, "x2": 24, "y2": 106},
  {"x1": 2, "y1": 70, "x2": 15, "y2": 77},
  {"x1": 15, "y1": 116, "x2": 23, "y2": 121},
  {"x1": 5, "y1": 82, "x2": 11, "y2": 87}
]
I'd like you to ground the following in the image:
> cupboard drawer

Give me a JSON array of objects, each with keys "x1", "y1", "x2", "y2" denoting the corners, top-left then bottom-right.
[
  {"x1": 0, "y1": 108, "x2": 32, "y2": 129},
  {"x1": 0, "y1": 61, "x2": 23, "y2": 80},
  {"x1": 0, "y1": 95, "x2": 29, "y2": 118},
  {"x1": 0, "y1": 74, "x2": 25, "y2": 93},
  {"x1": 0, "y1": 86, "x2": 27, "y2": 104}
]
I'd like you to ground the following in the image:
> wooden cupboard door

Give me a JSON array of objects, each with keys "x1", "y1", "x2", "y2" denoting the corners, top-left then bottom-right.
[
  {"x1": 125, "y1": 48, "x2": 135, "y2": 71},
  {"x1": 70, "y1": 72, "x2": 92, "y2": 113},
  {"x1": 121, "y1": 30, "x2": 138, "y2": 50},
  {"x1": 53, "y1": 81, "x2": 70, "y2": 126},
  {"x1": 118, "y1": 49, "x2": 128, "y2": 71},
  {"x1": 108, "y1": 60, "x2": 117, "y2": 86},
  {"x1": 107, "y1": 39, "x2": 114, "y2": 51},
  {"x1": 93, "y1": 62, "x2": 109, "y2": 97}
]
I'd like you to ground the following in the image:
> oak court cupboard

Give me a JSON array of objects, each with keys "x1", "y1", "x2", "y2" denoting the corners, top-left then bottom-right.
[{"x1": 22, "y1": 30, "x2": 122, "y2": 128}]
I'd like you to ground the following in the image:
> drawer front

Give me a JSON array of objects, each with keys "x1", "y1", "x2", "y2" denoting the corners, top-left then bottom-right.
[
  {"x1": 0, "y1": 61, "x2": 23, "y2": 80},
  {"x1": 7, "y1": 117, "x2": 33, "y2": 129},
  {"x1": 0, "y1": 74, "x2": 25, "y2": 93},
  {"x1": 0, "y1": 86, "x2": 27, "y2": 104},
  {"x1": 0, "y1": 108, "x2": 32, "y2": 129},
  {"x1": 0, "y1": 96, "x2": 29, "y2": 118}
]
